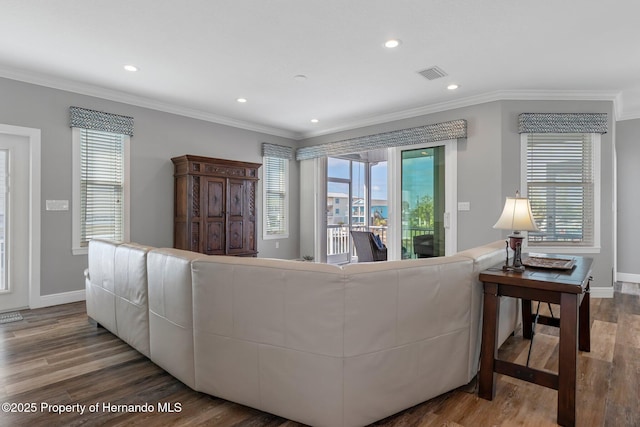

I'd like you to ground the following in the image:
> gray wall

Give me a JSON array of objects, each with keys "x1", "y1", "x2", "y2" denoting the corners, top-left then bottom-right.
[
  {"x1": 0, "y1": 77, "x2": 299, "y2": 296},
  {"x1": 300, "y1": 100, "x2": 616, "y2": 289},
  {"x1": 1, "y1": 72, "x2": 623, "y2": 297},
  {"x1": 616, "y1": 119, "x2": 640, "y2": 276}
]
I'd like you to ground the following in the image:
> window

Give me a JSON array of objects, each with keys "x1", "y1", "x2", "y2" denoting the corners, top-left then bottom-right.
[
  {"x1": 72, "y1": 128, "x2": 130, "y2": 254},
  {"x1": 263, "y1": 155, "x2": 289, "y2": 239},
  {"x1": 521, "y1": 132, "x2": 600, "y2": 250},
  {"x1": 0, "y1": 150, "x2": 6, "y2": 291}
]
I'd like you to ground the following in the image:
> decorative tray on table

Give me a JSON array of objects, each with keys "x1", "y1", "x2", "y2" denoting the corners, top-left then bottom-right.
[{"x1": 521, "y1": 256, "x2": 575, "y2": 270}]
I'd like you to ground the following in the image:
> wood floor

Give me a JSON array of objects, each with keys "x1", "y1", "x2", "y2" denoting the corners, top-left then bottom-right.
[{"x1": 1, "y1": 283, "x2": 638, "y2": 427}]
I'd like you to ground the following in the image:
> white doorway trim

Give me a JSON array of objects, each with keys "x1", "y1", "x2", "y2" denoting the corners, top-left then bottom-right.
[{"x1": 0, "y1": 124, "x2": 41, "y2": 310}]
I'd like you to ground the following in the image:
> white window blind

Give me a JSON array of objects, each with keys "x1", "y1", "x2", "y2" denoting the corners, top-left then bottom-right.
[
  {"x1": 524, "y1": 133, "x2": 595, "y2": 246},
  {"x1": 79, "y1": 129, "x2": 126, "y2": 245},
  {"x1": 263, "y1": 156, "x2": 288, "y2": 238}
]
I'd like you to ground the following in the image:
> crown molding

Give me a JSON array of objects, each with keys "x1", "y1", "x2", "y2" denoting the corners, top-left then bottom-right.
[
  {"x1": 0, "y1": 66, "x2": 299, "y2": 140},
  {"x1": 617, "y1": 111, "x2": 640, "y2": 121},
  {"x1": 615, "y1": 91, "x2": 640, "y2": 121},
  {"x1": 0, "y1": 65, "x2": 624, "y2": 141},
  {"x1": 299, "y1": 89, "x2": 622, "y2": 139}
]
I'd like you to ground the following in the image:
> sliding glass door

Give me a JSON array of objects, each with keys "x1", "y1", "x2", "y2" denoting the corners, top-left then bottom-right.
[
  {"x1": 390, "y1": 140, "x2": 457, "y2": 259},
  {"x1": 321, "y1": 142, "x2": 454, "y2": 263},
  {"x1": 401, "y1": 146, "x2": 446, "y2": 258}
]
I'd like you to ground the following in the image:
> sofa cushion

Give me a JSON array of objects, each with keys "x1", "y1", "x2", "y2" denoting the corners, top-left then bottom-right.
[
  {"x1": 342, "y1": 256, "x2": 474, "y2": 359},
  {"x1": 147, "y1": 248, "x2": 205, "y2": 389},
  {"x1": 191, "y1": 257, "x2": 346, "y2": 357},
  {"x1": 114, "y1": 242, "x2": 153, "y2": 357},
  {"x1": 86, "y1": 239, "x2": 120, "y2": 334}
]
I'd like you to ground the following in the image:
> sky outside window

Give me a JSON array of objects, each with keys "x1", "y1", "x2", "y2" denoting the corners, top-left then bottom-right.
[{"x1": 327, "y1": 158, "x2": 387, "y2": 199}]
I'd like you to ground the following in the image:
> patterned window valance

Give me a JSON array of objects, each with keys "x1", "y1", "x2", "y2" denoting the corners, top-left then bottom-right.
[
  {"x1": 518, "y1": 113, "x2": 607, "y2": 134},
  {"x1": 262, "y1": 143, "x2": 294, "y2": 160},
  {"x1": 70, "y1": 106, "x2": 134, "y2": 136},
  {"x1": 295, "y1": 119, "x2": 467, "y2": 161}
]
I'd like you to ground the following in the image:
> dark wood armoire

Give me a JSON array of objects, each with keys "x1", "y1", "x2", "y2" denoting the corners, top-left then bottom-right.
[{"x1": 172, "y1": 155, "x2": 261, "y2": 256}]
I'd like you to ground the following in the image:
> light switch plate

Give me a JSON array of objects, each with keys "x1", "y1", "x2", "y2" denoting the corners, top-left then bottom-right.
[
  {"x1": 46, "y1": 200, "x2": 69, "y2": 211},
  {"x1": 458, "y1": 201, "x2": 471, "y2": 211}
]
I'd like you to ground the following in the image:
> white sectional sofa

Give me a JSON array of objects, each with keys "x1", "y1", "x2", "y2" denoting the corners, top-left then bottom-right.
[{"x1": 85, "y1": 239, "x2": 518, "y2": 427}]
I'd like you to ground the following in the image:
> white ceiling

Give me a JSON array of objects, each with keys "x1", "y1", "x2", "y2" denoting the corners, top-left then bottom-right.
[{"x1": 2, "y1": 1, "x2": 639, "y2": 139}]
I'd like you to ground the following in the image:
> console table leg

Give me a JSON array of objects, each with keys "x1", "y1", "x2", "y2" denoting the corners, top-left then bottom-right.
[
  {"x1": 558, "y1": 292, "x2": 579, "y2": 427},
  {"x1": 579, "y1": 283, "x2": 591, "y2": 352},
  {"x1": 522, "y1": 299, "x2": 533, "y2": 339},
  {"x1": 479, "y1": 282, "x2": 500, "y2": 400}
]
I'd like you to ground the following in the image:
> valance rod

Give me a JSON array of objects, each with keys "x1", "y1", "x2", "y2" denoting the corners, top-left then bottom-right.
[{"x1": 296, "y1": 119, "x2": 467, "y2": 161}]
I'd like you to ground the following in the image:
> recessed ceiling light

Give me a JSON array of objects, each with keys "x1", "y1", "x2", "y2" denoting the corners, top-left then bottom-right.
[
  {"x1": 310, "y1": 118, "x2": 319, "y2": 123},
  {"x1": 447, "y1": 84, "x2": 459, "y2": 90},
  {"x1": 236, "y1": 98, "x2": 248, "y2": 103},
  {"x1": 293, "y1": 74, "x2": 308, "y2": 81},
  {"x1": 384, "y1": 39, "x2": 401, "y2": 49},
  {"x1": 123, "y1": 65, "x2": 138, "y2": 72}
]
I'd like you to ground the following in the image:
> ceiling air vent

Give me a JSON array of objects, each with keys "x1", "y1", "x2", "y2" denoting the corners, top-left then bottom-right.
[{"x1": 418, "y1": 66, "x2": 448, "y2": 81}]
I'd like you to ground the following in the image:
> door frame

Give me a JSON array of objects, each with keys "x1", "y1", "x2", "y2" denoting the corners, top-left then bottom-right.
[
  {"x1": 0, "y1": 124, "x2": 41, "y2": 310},
  {"x1": 388, "y1": 139, "x2": 457, "y2": 260},
  {"x1": 326, "y1": 158, "x2": 353, "y2": 264}
]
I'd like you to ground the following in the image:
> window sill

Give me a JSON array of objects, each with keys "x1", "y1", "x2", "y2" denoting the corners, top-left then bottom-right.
[
  {"x1": 524, "y1": 246, "x2": 601, "y2": 255},
  {"x1": 263, "y1": 234, "x2": 289, "y2": 240},
  {"x1": 72, "y1": 247, "x2": 88, "y2": 256}
]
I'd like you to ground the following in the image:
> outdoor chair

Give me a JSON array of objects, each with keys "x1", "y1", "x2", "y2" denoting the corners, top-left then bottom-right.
[{"x1": 351, "y1": 231, "x2": 387, "y2": 262}]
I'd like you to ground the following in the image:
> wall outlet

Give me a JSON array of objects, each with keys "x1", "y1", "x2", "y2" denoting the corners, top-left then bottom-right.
[{"x1": 275, "y1": 241, "x2": 280, "y2": 249}]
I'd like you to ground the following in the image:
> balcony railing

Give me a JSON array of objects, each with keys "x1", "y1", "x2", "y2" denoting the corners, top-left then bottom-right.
[
  {"x1": 327, "y1": 225, "x2": 434, "y2": 259},
  {"x1": 326, "y1": 225, "x2": 355, "y2": 258}
]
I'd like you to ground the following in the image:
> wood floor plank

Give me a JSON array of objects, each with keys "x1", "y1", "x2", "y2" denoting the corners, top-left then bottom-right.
[
  {"x1": 6, "y1": 349, "x2": 140, "y2": 395},
  {"x1": 1, "y1": 286, "x2": 638, "y2": 426},
  {"x1": 583, "y1": 320, "x2": 617, "y2": 362},
  {"x1": 615, "y1": 313, "x2": 640, "y2": 349}
]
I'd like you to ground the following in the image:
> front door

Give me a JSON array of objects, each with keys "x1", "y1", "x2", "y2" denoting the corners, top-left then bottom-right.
[{"x1": 0, "y1": 133, "x2": 30, "y2": 312}]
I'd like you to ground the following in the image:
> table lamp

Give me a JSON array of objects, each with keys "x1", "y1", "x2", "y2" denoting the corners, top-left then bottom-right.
[{"x1": 493, "y1": 191, "x2": 539, "y2": 272}]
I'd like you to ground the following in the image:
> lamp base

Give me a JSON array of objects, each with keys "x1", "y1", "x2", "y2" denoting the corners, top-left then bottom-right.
[
  {"x1": 501, "y1": 235, "x2": 525, "y2": 273},
  {"x1": 502, "y1": 264, "x2": 526, "y2": 273}
]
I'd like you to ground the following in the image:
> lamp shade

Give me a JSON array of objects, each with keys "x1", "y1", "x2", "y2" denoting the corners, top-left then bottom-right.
[{"x1": 493, "y1": 196, "x2": 539, "y2": 232}]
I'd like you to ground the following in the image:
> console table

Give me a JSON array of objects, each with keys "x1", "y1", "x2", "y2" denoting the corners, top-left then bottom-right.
[{"x1": 478, "y1": 255, "x2": 593, "y2": 427}]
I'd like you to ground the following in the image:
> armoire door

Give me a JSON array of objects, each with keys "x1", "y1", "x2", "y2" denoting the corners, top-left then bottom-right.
[
  {"x1": 203, "y1": 176, "x2": 226, "y2": 255},
  {"x1": 227, "y1": 178, "x2": 248, "y2": 255}
]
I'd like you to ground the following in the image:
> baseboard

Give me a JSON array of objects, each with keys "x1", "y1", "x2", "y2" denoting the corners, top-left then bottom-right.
[
  {"x1": 30, "y1": 289, "x2": 86, "y2": 309},
  {"x1": 616, "y1": 272, "x2": 640, "y2": 284},
  {"x1": 591, "y1": 286, "x2": 614, "y2": 298}
]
